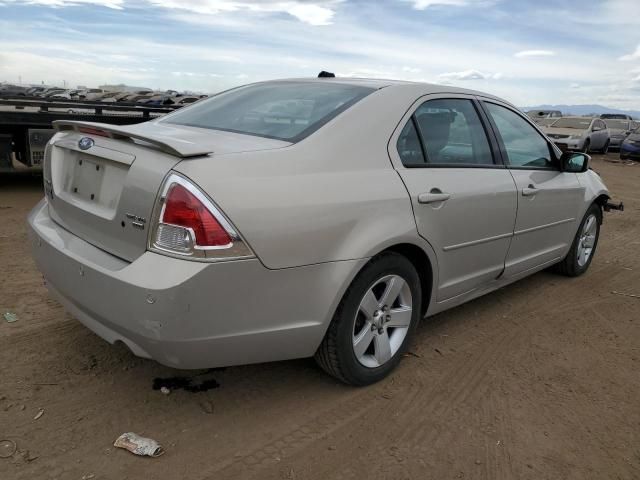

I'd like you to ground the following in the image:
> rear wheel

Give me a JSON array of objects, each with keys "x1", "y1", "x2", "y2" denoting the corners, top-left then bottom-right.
[
  {"x1": 600, "y1": 140, "x2": 610, "y2": 154},
  {"x1": 554, "y1": 203, "x2": 601, "y2": 277},
  {"x1": 315, "y1": 252, "x2": 422, "y2": 386}
]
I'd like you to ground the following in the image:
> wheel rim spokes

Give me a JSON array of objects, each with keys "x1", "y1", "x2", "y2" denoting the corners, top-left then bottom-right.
[
  {"x1": 577, "y1": 214, "x2": 597, "y2": 267},
  {"x1": 352, "y1": 274, "x2": 413, "y2": 368}
]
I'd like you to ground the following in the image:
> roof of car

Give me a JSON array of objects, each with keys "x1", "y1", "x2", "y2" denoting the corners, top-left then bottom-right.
[{"x1": 261, "y1": 76, "x2": 505, "y2": 100}]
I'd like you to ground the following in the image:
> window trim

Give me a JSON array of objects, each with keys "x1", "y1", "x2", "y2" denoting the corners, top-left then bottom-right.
[
  {"x1": 395, "y1": 96, "x2": 504, "y2": 170},
  {"x1": 478, "y1": 99, "x2": 561, "y2": 172}
]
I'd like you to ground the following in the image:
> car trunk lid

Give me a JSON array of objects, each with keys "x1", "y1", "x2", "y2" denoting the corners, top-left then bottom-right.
[{"x1": 44, "y1": 121, "x2": 290, "y2": 262}]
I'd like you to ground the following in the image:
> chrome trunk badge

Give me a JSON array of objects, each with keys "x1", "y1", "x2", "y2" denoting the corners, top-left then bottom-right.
[{"x1": 78, "y1": 137, "x2": 94, "y2": 150}]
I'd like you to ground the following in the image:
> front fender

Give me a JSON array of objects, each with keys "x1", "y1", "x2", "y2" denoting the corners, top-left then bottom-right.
[{"x1": 576, "y1": 169, "x2": 610, "y2": 220}]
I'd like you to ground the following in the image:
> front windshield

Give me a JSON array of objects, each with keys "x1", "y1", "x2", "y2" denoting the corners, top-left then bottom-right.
[
  {"x1": 163, "y1": 81, "x2": 375, "y2": 142},
  {"x1": 550, "y1": 118, "x2": 592, "y2": 129}
]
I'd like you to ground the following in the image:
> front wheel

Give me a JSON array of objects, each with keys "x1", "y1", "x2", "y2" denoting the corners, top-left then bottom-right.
[
  {"x1": 315, "y1": 252, "x2": 422, "y2": 386},
  {"x1": 582, "y1": 139, "x2": 591, "y2": 154},
  {"x1": 554, "y1": 203, "x2": 602, "y2": 277}
]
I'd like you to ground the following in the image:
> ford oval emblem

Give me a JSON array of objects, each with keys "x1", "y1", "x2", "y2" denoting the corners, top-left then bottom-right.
[{"x1": 78, "y1": 137, "x2": 94, "y2": 150}]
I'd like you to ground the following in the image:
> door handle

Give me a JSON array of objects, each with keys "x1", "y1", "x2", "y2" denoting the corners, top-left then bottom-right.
[
  {"x1": 522, "y1": 184, "x2": 538, "y2": 197},
  {"x1": 418, "y1": 189, "x2": 451, "y2": 204}
]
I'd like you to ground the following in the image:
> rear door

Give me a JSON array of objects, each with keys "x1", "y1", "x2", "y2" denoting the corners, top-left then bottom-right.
[
  {"x1": 479, "y1": 100, "x2": 584, "y2": 276},
  {"x1": 389, "y1": 95, "x2": 517, "y2": 302}
]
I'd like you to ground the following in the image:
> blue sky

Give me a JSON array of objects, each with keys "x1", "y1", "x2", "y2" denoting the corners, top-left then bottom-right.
[{"x1": 0, "y1": 0, "x2": 639, "y2": 108}]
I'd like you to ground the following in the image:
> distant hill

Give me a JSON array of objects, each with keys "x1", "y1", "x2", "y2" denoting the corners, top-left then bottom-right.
[{"x1": 521, "y1": 104, "x2": 640, "y2": 119}]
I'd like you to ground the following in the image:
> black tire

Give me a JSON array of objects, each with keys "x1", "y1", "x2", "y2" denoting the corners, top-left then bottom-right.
[
  {"x1": 600, "y1": 140, "x2": 610, "y2": 154},
  {"x1": 582, "y1": 139, "x2": 591, "y2": 154},
  {"x1": 554, "y1": 203, "x2": 602, "y2": 277},
  {"x1": 315, "y1": 252, "x2": 422, "y2": 386}
]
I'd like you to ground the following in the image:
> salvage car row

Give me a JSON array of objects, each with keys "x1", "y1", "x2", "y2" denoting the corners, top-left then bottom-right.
[
  {"x1": 0, "y1": 84, "x2": 207, "y2": 106},
  {"x1": 527, "y1": 110, "x2": 639, "y2": 160}
]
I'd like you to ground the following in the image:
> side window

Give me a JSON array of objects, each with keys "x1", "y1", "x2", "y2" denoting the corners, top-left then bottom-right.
[
  {"x1": 484, "y1": 103, "x2": 553, "y2": 169},
  {"x1": 396, "y1": 120, "x2": 425, "y2": 166},
  {"x1": 408, "y1": 99, "x2": 494, "y2": 166}
]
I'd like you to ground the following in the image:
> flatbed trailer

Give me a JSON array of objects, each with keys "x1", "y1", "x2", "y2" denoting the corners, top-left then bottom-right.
[{"x1": 0, "y1": 97, "x2": 180, "y2": 173}]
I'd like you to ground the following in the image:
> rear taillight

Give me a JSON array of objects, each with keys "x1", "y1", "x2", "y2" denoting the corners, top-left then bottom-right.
[{"x1": 149, "y1": 173, "x2": 253, "y2": 261}]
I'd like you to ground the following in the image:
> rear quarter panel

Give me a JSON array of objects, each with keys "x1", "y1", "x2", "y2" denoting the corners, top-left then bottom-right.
[{"x1": 174, "y1": 86, "x2": 427, "y2": 270}]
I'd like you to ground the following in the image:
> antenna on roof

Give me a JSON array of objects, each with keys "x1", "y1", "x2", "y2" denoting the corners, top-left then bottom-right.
[{"x1": 318, "y1": 71, "x2": 335, "y2": 78}]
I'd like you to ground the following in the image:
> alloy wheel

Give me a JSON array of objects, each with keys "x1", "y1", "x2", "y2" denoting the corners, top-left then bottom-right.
[
  {"x1": 352, "y1": 274, "x2": 413, "y2": 368},
  {"x1": 577, "y1": 214, "x2": 597, "y2": 267}
]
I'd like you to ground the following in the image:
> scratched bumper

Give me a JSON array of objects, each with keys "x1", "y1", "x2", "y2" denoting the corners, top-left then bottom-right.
[{"x1": 28, "y1": 198, "x2": 361, "y2": 369}]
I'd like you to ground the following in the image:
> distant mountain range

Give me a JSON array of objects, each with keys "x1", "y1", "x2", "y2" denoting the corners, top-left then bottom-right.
[{"x1": 521, "y1": 104, "x2": 640, "y2": 119}]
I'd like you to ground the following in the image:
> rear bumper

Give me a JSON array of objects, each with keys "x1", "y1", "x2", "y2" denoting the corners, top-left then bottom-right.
[{"x1": 28, "y1": 199, "x2": 363, "y2": 369}]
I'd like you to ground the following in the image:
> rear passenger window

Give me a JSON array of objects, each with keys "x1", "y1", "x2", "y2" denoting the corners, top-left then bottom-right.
[
  {"x1": 484, "y1": 103, "x2": 553, "y2": 169},
  {"x1": 398, "y1": 98, "x2": 494, "y2": 167},
  {"x1": 397, "y1": 120, "x2": 425, "y2": 166}
]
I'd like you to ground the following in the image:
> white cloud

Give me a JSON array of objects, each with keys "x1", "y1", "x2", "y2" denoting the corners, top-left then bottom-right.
[
  {"x1": 403, "y1": 0, "x2": 470, "y2": 10},
  {"x1": 514, "y1": 50, "x2": 555, "y2": 58},
  {"x1": 438, "y1": 69, "x2": 485, "y2": 80},
  {"x1": 2, "y1": 0, "x2": 340, "y2": 25},
  {"x1": 145, "y1": 0, "x2": 339, "y2": 26},
  {"x1": 402, "y1": 66, "x2": 421, "y2": 73},
  {"x1": 0, "y1": 0, "x2": 123, "y2": 8},
  {"x1": 570, "y1": 83, "x2": 580, "y2": 89},
  {"x1": 619, "y1": 45, "x2": 640, "y2": 61}
]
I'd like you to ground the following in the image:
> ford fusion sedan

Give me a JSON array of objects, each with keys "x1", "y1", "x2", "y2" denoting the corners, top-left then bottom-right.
[
  {"x1": 29, "y1": 78, "x2": 614, "y2": 385},
  {"x1": 544, "y1": 116, "x2": 610, "y2": 153},
  {"x1": 604, "y1": 119, "x2": 639, "y2": 150}
]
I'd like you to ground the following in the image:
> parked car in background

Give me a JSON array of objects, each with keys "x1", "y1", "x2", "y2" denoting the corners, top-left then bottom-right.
[
  {"x1": 82, "y1": 89, "x2": 106, "y2": 101},
  {"x1": 25, "y1": 87, "x2": 47, "y2": 96},
  {"x1": 600, "y1": 113, "x2": 633, "y2": 120},
  {"x1": 43, "y1": 89, "x2": 67, "y2": 98},
  {"x1": 544, "y1": 116, "x2": 610, "y2": 153},
  {"x1": 37, "y1": 87, "x2": 65, "y2": 97},
  {"x1": 620, "y1": 126, "x2": 640, "y2": 160},
  {"x1": 50, "y1": 90, "x2": 73, "y2": 100},
  {"x1": 29, "y1": 78, "x2": 614, "y2": 385},
  {"x1": 603, "y1": 119, "x2": 639, "y2": 150},
  {"x1": 138, "y1": 94, "x2": 174, "y2": 106},
  {"x1": 173, "y1": 95, "x2": 202, "y2": 105},
  {"x1": 92, "y1": 91, "x2": 124, "y2": 102},
  {"x1": 527, "y1": 109, "x2": 562, "y2": 127},
  {"x1": 0, "y1": 84, "x2": 28, "y2": 96}
]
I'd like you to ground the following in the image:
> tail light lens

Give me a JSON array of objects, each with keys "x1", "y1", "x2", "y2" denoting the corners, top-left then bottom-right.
[{"x1": 149, "y1": 173, "x2": 253, "y2": 261}]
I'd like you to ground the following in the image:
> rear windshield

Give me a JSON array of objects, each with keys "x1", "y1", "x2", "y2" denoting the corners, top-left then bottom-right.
[{"x1": 162, "y1": 81, "x2": 375, "y2": 142}]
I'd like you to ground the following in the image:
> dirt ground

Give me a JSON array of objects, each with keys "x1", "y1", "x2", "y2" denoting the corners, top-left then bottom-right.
[{"x1": 1, "y1": 154, "x2": 639, "y2": 480}]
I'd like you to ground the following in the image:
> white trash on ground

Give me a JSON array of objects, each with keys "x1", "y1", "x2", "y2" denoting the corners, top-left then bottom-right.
[{"x1": 114, "y1": 432, "x2": 164, "y2": 457}]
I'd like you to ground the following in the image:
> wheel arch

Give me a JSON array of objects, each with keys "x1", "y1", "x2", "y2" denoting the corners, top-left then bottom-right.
[
  {"x1": 380, "y1": 243, "x2": 434, "y2": 317},
  {"x1": 593, "y1": 193, "x2": 610, "y2": 223}
]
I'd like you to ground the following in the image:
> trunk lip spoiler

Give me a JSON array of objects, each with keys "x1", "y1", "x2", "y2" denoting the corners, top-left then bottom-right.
[{"x1": 52, "y1": 120, "x2": 213, "y2": 158}]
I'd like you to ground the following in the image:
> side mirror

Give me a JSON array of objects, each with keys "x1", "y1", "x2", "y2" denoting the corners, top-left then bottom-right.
[{"x1": 560, "y1": 151, "x2": 590, "y2": 173}]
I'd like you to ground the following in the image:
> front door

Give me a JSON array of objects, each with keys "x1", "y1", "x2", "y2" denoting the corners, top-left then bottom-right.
[
  {"x1": 480, "y1": 101, "x2": 585, "y2": 276},
  {"x1": 389, "y1": 96, "x2": 517, "y2": 302}
]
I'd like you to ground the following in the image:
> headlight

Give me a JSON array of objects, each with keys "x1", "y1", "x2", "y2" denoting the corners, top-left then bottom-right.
[{"x1": 569, "y1": 134, "x2": 583, "y2": 140}]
